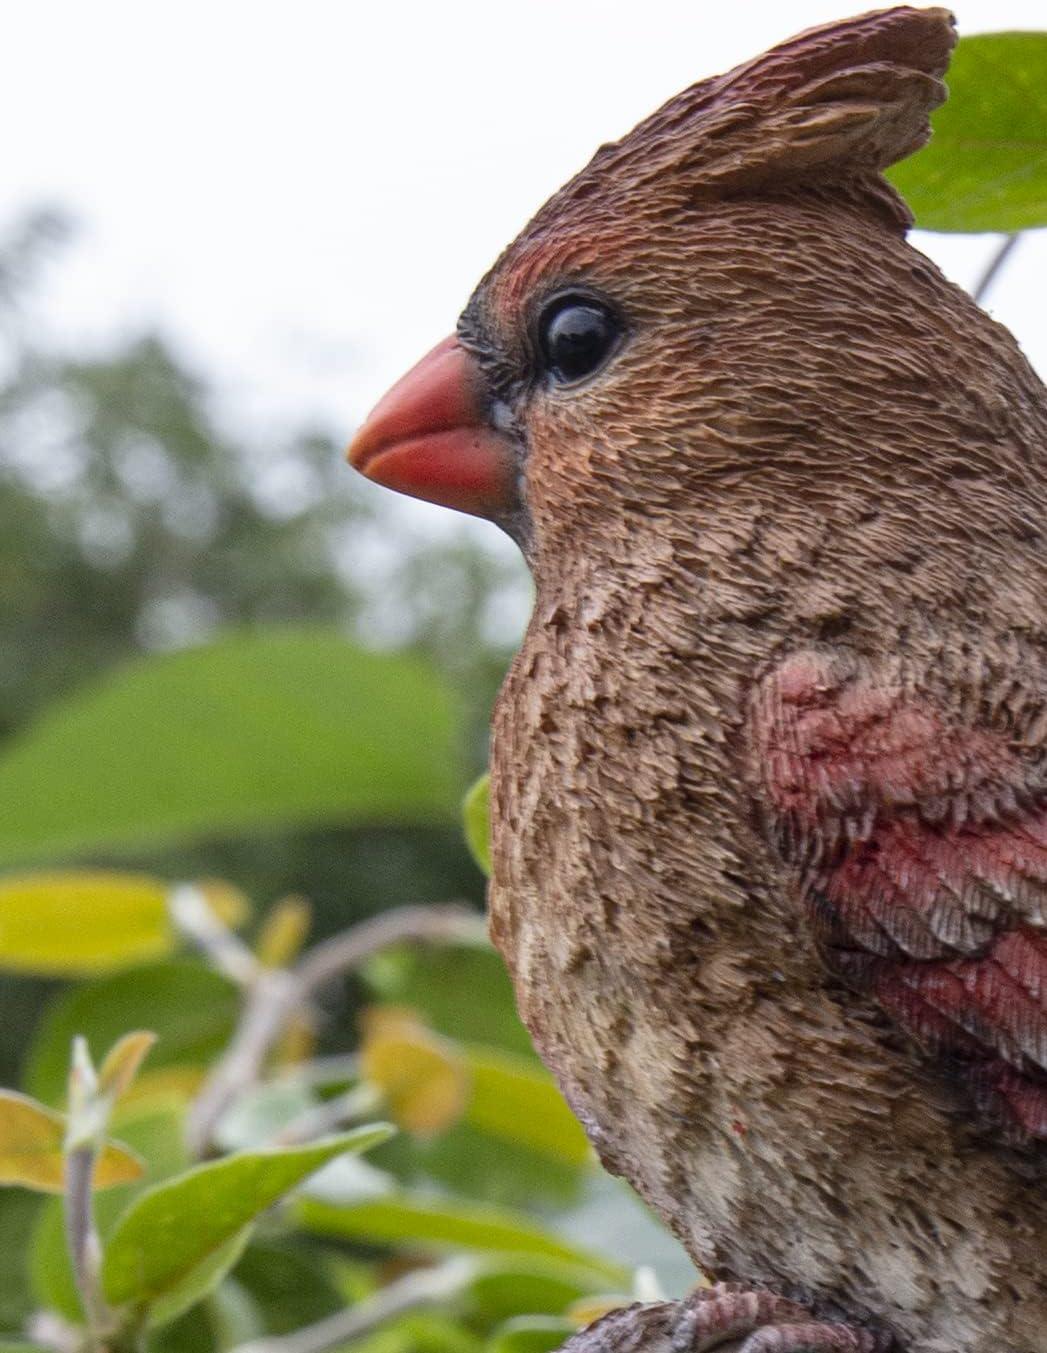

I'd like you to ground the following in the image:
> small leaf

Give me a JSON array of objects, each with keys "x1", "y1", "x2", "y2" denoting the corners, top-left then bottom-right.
[
  {"x1": 888, "y1": 32, "x2": 1047, "y2": 232},
  {"x1": 101, "y1": 1125, "x2": 394, "y2": 1308},
  {"x1": 463, "y1": 776, "x2": 491, "y2": 877},
  {"x1": 296, "y1": 1191, "x2": 626, "y2": 1283},
  {"x1": 114, "y1": 1065, "x2": 206, "y2": 1118},
  {"x1": 256, "y1": 895, "x2": 312, "y2": 968},
  {"x1": 464, "y1": 1048, "x2": 591, "y2": 1167},
  {"x1": 0, "y1": 872, "x2": 171, "y2": 975},
  {"x1": 565, "y1": 1295, "x2": 630, "y2": 1328},
  {"x1": 487, "y1": 1316, "x2": 576, "y2": 1353},
  {"x1": 99, "y1": 1031, "x2": 157, "y2": 1103},
  {"x1": 361, "y1": 1009, "x2": 470, "y2": 1137},
  {"x1": 0, "y1": 1090, "x2": 142, "y2": 1193},
  {"x1": 196, "y1": 879, "x2": 251, "y2": 930},
  {"x1": 467, "y1": 1259, "x2": 609, "y2": 1323}
]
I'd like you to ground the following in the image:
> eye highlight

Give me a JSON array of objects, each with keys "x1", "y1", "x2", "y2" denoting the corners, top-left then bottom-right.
[{"x1": 536, "y1": 293, "x2": 622, "y2": 387}]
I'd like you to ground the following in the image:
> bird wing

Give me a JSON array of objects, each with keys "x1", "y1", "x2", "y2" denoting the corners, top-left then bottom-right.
[{"x1": 747, "y1": 648, "x2": 1047, "y2": 1142}]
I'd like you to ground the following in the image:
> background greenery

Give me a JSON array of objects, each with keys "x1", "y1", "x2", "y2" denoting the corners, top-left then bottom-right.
[{"x1": 0, "y1": 27, "x2": 1043, "y2": 1353}]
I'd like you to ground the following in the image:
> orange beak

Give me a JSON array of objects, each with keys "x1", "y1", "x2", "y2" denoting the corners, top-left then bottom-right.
[{"x1": 347, "y1": 335, "x2": 517, "y2": 520}]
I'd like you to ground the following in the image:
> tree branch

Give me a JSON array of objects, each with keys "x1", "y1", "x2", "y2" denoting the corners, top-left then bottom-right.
[
  {"x1": 228, "y1": 1257, "x2": 475, "y2": 1353},
  {"x1": 973, "y1": 233, "x2": 1020, "y2": 305},
  {"x1": 183, "y1": 901, "x2": 483, "y2": 1157}
]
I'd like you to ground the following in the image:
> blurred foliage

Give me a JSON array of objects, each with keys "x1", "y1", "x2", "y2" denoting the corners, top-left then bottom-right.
[
  {"x1": 0, "y1": 208, "x2": 526, "y2": 1083},
  {"x1": 889, "y1": 31, "x2": 1047, "y2": 233}
]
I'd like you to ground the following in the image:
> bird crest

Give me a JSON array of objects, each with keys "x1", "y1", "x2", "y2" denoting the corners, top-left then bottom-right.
[{"x1": 527, "y1": 6, "x2": 956, "y2": 236}]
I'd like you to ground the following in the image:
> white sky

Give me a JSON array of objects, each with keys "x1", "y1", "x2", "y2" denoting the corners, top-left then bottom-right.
[{"x1": 3, "y1": 1, "x2": 1046, "y2": 545}]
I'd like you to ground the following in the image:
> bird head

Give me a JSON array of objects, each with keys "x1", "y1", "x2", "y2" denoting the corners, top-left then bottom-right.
[{"x1": 349, "y1": 7, "x2": 958, "y2": 575}]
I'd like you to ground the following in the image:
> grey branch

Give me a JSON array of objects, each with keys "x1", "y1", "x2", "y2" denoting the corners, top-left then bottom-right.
[
  {"x1": 228, "y1": 1257, "x2": 475, "y2": 1353},
  {"x1": 973, "y1": 233, "x2": 1021, "y2": 306},
  {"x1": 64, "y1": 1145, "x2": 109, "y2": 1338},
  {"x1": 183, "y1": 901, "x2": 483, "y2": 1157}
]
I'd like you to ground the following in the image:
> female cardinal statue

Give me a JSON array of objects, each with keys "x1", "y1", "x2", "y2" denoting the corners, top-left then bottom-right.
[{"x1": 349, "y1": 8, "x2": 1047, "y2": 1350}]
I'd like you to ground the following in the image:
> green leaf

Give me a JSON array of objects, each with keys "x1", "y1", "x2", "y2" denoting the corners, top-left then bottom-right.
[
  {"x1": 344, "y1": 1312, "x2": 484, "y2": 1353},
  {"x1": 0, "y1": 626, "x2": 463, "y2": 868},
  {"x1": 462, "y1": 775, "x2": 491, "y2": 876},
  {"x1": 144, "y1": 1229, "x2": 253, "y2": 1330},
  {"x1": 23, "y1": 959, "x2": 239, "y2": 1106},
  {"x1": 101, "y1": 1126, "x2": 394, "y2": 1311},
  {"x1": 296, "y1": 1192, "x2": 626, "y2": 1284},
  {"x1": 464, "y1": 1048, "x2": 591, "y2": 1168},
  {"x1": 467, "y1": 1259, "x2": 608, "y2": 1323},
  {"x1": 487, "y1": 1315, "x2": 576, "y2": 1353},
  {"x1": 0, "y1": 1190, "x2": 41, "y2": 1328},
  {"x1": 888, "y1": 32, "x2": 1047, "y2": 232}
]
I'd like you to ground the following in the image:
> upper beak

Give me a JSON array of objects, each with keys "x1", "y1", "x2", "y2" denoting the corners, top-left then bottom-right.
[{"x1": 347, "y1": 335, "x2": 516, "y2": 520}]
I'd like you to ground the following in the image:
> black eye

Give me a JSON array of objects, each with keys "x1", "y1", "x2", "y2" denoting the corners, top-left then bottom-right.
[{"x1": 537, "y1": 295, "x2": 622, "y2": 386}]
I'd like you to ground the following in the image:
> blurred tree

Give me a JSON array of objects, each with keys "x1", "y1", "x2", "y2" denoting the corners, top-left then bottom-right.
[
  {"x1": 0, "y1": 209, "x2": 526, "y2": 1079},
  {"x1": 0, "y1": 210, "x2": 525, "y2": 744}
]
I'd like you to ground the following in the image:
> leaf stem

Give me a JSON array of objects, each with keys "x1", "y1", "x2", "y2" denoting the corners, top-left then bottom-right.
[{"x1": 64, "y1": 1143, "x2": 109, "y2": 1340}]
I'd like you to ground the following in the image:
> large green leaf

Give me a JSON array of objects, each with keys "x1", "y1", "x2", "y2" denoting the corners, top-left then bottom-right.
[
  {"x1": 486, "y1": 1316, "x2": 577, "y2": 1353},
  {"x1": 23, "y1": 959, "x2": 239, "y2": 1106},
  {"x1": 889, "y1": 32, "x2": 1047, "y2": 232},
  {"x1": 464, "y1": 1048, "x2": 591, "y2": 1168},
  {"x1": 296, "y1": 1192, "x2": 625, "y2": 1284},
  {"x1": 101, "y1": 1126, "x2": 394, "y2": 1312},
  {"x1": 0, "y1": 626, "x2": 462, "y2": 868}
]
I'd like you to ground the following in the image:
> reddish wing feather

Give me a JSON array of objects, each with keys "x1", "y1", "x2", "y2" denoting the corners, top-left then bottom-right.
[{"x1": 749, "y1": 649, "x2": 1047, "y2": 1141}]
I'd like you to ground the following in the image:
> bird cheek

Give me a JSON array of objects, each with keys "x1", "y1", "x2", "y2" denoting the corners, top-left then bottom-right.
[{"x1": 346, "y1": 335, "x2": 518, "y2": 521}]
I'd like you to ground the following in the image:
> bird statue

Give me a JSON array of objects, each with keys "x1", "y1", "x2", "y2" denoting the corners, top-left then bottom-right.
[{"x1": 348, "y1": 8, "x2": 1047, "y2": 1351}]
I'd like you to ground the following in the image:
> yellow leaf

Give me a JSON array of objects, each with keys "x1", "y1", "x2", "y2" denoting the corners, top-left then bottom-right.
[
  {"x1": 114, "y1": 1067, "x2": 205, "y2": 1119},
  {"x1": 196, "y1": 879, "x2": 251, "y2": 930},
  {"x1": 95, "y1": 1140, "x2": 147, "y2": 1189},
  {"x1": 99, "y1": 1032, "x2": 157, "y2": 1102},
  {"x1": 274, "y1": 1013, "x2": 317, "y2": 1069},
  {"x1": 0, "y1": 1090, "x2": 143, "y2": 1193},
  {"x1": 0, "y1": 872, "x2": 172, "y2": 975},
  {"x1": 256, "y1": 895, "x2": 312, "y2": 968},
  {"x1": 566, "y1": 1296, "x2": 631, "y2": 1328},
  {"x1": 359, "y1": 1008, "x2": 469, "y2": 1137}
]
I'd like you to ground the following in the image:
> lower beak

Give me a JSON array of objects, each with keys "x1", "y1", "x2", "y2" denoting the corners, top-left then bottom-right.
[{"x1": 347, "y1": 335, "x2": 516, "y2": 520}]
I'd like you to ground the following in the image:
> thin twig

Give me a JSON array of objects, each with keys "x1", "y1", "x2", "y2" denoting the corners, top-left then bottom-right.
[
  {"x1": 170, "y1": 883, "x2": 260, "y2": 985},
  {"x1": 274, "y1": 1082, "x2": 383, "y2": 1146},
  {"x1": 64, "y1": 1145, "x2": 109, "y2": 1338},
  {"x1": 973, "y1": 232, "x2": 1020, "y2": 305},
  {"x1": 296, "y1": 905, "x2": 486, "y2": 995},
  {"x1": 185, "y1": 967, "x2": 301, "y2": 1158},
  {"x1": 228, "y1": 1257, "x2": 475, "y2": 1353},
  {"x1": 182, "y1": 901, "x2": 482, "y2": 1158}
]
